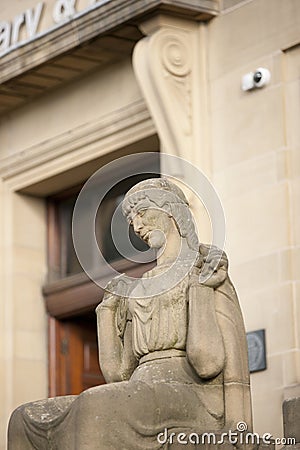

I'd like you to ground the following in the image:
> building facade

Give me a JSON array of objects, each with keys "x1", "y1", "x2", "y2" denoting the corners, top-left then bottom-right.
[{"x1": 0, "y1": 0, "x2": 299, "y2": 448}]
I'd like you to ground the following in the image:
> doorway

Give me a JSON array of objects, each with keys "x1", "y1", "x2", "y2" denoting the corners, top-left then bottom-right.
[{"x1": 49, "y1": 313, "x2": 105, "y2": 396}]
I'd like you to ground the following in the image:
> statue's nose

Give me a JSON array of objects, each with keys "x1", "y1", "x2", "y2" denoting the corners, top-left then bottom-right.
[{"x1": 133, "y1": 216, "x2": 143, "y2": 232}]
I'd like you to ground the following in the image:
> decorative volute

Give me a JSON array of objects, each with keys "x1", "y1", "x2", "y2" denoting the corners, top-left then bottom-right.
[{"x1": 133, "y1": 15, "x2": 210, "y2": 175}]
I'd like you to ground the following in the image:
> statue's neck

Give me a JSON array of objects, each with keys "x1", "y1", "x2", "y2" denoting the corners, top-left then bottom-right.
[{"x1": 156, "y1": 233, "x2": 193, "y2": 266}]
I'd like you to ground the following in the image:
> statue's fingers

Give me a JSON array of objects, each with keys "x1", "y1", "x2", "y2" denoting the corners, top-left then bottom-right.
[{"x1": 199, "y1": 263, "x2": 214, "y2": 280}]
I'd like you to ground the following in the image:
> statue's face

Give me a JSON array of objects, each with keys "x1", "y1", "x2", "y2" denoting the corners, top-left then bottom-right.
[{"x1": 131, "y1": 207, "x2": 174, "y2": 249}]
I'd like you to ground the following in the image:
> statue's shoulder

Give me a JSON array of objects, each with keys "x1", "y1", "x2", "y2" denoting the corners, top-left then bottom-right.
[{"x1": 104, "y1": 273, "x2": 136, "y2": 297}]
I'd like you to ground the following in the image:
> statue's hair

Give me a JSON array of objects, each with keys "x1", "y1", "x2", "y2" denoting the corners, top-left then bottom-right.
[{"x1": 122, "y1": 178, "x2": 199, "y2": 251}]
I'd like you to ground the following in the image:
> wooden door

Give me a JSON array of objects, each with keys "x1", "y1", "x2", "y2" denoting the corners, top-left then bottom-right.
[{"x1": 49, "y1": 313, "x2": 105, "y2": 396}]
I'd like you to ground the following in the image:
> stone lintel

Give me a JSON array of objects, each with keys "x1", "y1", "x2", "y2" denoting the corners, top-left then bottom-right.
[{"x1": 0, "y1": 0, "x2": 218, "y2": 85}]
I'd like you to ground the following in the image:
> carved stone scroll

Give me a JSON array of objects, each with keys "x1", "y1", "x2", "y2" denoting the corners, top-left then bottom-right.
[{"x1": 133, "y1": 16, "x2": 209, "y2": 173}]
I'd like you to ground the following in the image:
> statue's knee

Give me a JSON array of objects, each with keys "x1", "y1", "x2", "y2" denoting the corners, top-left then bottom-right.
[
  {"x1": 77, "y1": 383, "x2": 127, "y2": 419},
  {"x1": 9, "y1": 405, "x2": 23, "y2": 431},
  {"x1": 8, "y1": 406, "x2": 27, "y2": 449}
]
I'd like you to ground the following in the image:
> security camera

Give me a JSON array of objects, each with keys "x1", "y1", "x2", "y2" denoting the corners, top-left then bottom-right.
[
  {"x1": 241, "y1": 67, "x2": 271, "y2": 91},
  {"x1": 253, "y1": 68, "x2": 271, "y2": 88}
]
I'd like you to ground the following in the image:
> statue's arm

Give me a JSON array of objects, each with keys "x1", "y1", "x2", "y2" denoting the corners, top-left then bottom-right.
[
  {"x1": 96, "y1": 278, "x2": 137, "y2": 383},
  {"x1": 186, "y1": 283, "x2": 225, "y2": 379},
  {"x1": 186, "y1": 244, "x2": 229, "y2": 379},
  {"x1": 216, "y1": 275, "x2": 240, "y2": 307}
]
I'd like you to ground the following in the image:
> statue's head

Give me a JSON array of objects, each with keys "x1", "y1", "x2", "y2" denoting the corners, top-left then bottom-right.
[{"x1": 122, "y1": 178, "x2": 199, "y2": 251}]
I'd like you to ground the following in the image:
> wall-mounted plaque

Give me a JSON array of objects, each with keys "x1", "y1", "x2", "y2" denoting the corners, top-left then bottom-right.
[{"x1": 246, "y1": 329, "x2": 267, "y2": 373}]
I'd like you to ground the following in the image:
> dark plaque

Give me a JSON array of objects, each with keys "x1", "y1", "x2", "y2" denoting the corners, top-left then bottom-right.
[{"x1": 246, "y1": 329, "x2": 266, "y2": 373}]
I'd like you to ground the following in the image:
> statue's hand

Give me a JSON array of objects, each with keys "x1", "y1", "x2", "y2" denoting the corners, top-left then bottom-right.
[{"x1": 195, "y1": 244, "x2": 228, "y2": 288}]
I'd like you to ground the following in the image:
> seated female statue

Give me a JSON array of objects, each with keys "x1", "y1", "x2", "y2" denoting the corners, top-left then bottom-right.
[{"x1": 8, "y1": 178, "x2": 252, "y2": 450}]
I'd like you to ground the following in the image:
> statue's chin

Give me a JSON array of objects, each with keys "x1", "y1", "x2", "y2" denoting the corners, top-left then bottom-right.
[{"x1": 148, "y1": 230, "x2": 165, "y2": 249}]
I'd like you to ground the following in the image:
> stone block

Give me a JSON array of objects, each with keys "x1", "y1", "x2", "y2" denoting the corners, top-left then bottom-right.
[
  {"x1": 12, "y1": 194, "x2": 46, "y2": 250},
  {"x1": 13, "y1": 274, "x2": 47, "y2": 333},
  {"x1": 251, "y1": 362, "x2": 284, "y2": 438},
  {"x1": 241, "y1": 284, "x2": 294, "y2": 355},
  {"x1": 224, "y1": 183, "x2": 289, "y2": 265},
  {"x1": 14, "y1": 330, "x2": 47, "y2": 362},
  {"x1": 285, "y1": 45, "x2": 300, "y2": 83},
  {"x1": 230, "y1": 254, "x2": 280, "y2": 293},
  {"x1": 285, "y1": 81, "x2": 300, "y2": 150},
  {"x1": 291, "y1": 179, "x2": 300, "y2": 246},
  {"x1": 211, "y1": 86, "x2": 285, "y2": 171},
  {"x1": 282, "y1": 351, "x2": 300, "y2": 387},
  {"x1": 209, "y1": 0, "x2": 300, "y2": 80},
  {"x1": 13, "y1": 359, "x2": 47, "y2": 408},
  {"x1": 283, "y1": 397, "x2": 300, "y2": 442}
]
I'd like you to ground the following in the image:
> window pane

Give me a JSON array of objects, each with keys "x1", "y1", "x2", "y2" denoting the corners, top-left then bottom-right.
[{"x1": 98, "y1": 194, "x2": 149, "y2": 263}]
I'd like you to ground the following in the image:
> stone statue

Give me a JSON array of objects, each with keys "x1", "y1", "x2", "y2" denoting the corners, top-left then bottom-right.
[{"x1": 8, "y1": 178, "x2": 252, "y2": 449}]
